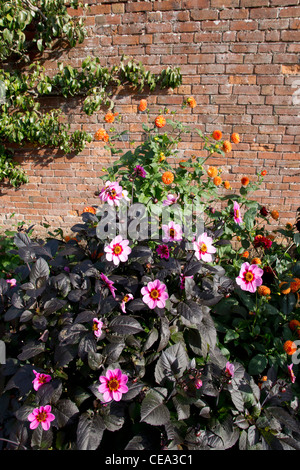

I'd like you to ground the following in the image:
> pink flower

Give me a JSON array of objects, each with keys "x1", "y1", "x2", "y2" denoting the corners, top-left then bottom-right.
[
  {"x1": 6, "y1": 278, "x2": 17, "y2": 287},
  {"x1": 99, "y1": 181, "x2": 127, "y2": 207},
  {"x1": 162, "y1": 221, "x2": 183, "y2": 243},
  {"x1": 141, "y1": 279, "x2": 169, "y2": 310},
  {"x1": 180, "y1": 274, "x2": 193, "y2": 290},
  {"x1": 288, "y1": 364, "x2": 296, "y2": 383},
  {"x1": 27, "y1": 405, "x2": 55, "y2": 431},
  {"x1": 104, "y1": 235, "x2": 131, "y2": 266},
  {"x1": 225, "y1": 361, "x2": 235, "y2": 378},
  {"x1": 92, "y1": 318, "x2": 103, "y2": 338},
  {"x1": 162, "y1": 194, "x2": 179, "y2": 206},
  {"x1": 121, "y1": 293, "x2": 134, "y2": 313},
  {"x1": 32, "y1": 370, "x2": 52, "y2": 391},
  {"x1": 98, "y1": 368, "x2": 129, "y2": 402},
  {"x1": 193, "y1": 232, "x2": 216, "y2": 262},
  {"x1": 233, "y1": 201, "x2": 243, "y2": 225},
  {"x1": 100, "y1": 273, "x2": 116, "y2": 298},
  {"x1": 156, "y1": 244, "x2": 170, "y2": 259},
  {"x1": 236, "y1": 262, "x2": 264, "y2": 293},
  {"x1": 195, "y1": 378, "x2": 203, "y2": 389}
]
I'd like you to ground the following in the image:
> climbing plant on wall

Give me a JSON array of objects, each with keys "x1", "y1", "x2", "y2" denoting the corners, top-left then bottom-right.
[{"x1": 0, "y1": 1, "x2": 182, "y2": 187}]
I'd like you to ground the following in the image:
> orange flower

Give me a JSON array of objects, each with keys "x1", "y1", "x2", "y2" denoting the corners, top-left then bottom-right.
[
  {"x1": 283, "y1": 340, "x2": 297, "y2": 355},
  {"x1": 213, "y1": 176, "x2": 222, "y2": 186},
  {"x1": 286, "y1": 222, "x2": 294, "y2": 230},
  {"x1": 94, "y1": 128, "x2": 109, "y2": 142},
  {"x1": 138, "y1": 99, "x2": 147, "y2": 112},
  {"x1": 270, "y1": 210, "x2": 279, "y2": 221},
  {"x1": 231, "y1": 132, "x2": 240, "y2": 144},
  {"x1": 241, "y1": 251, "x2": 249, "y2": 258},
  {"x1": 241, "y1": 176, "x2": 250, "y2": 186},
  {"x1": 104, "y1": 112, "x2": 115, "y2": 123},
  {"x1": 83, "y1": 206, "x2": 96, "y2": 214},
  {"x1": 279, "y1": 282, "x2": 291, "y2": 295},
  {"x1": 261, "y1": 170, "x2": 267, "y2": 176},
  {"x1": 289, "y1": 319, "x2": 300, "y2": 332},
  {"x1": 162, "y1": 171, "x2": 174, "y2": 185},
  {"x1": 212, "y1": 130, "x2": 222, "y2": 141},
  {"x1": 179, "y1": 160, "x2": 187, "y2": 168},
  {"x1": 223, "y1": 180, "x2": 231, "y2": 189},
  {"x1": 187, "y1": 97, "x2": 197, "y2": 108},
  {"x1": 222, "y1": 140, "x2": 232, "y2": 153},
  {"x1": 251, "y1": 258, "x2": 262, "y2": 265},
  {"x1": 258, "y1": 375, "x2": 268, "y2": 389},
  {"x1": 258, "y1": 285, "x2": 271, "y2": 296},
  {"x1": 290, "y1": 278, "x2": 300, "y2": 293},
  {"x1": 155, "y1": 115, "x2": 166, "y2": 128},
  {"x1": 207, "y1": 166, "x2": 218, "y2": 178}
]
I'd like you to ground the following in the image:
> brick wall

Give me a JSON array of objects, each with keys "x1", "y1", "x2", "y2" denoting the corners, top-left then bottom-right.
[{"x1": 1, "y1": 0, "x2": 299, "y2": 236}]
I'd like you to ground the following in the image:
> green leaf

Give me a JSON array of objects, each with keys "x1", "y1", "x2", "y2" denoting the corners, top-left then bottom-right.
[
  {"x1": 248, "y1": 354, "x2": 268, "y2": 375},
  {"x1": 140, "y1": 389, "x2": 170, "y2": 426}
]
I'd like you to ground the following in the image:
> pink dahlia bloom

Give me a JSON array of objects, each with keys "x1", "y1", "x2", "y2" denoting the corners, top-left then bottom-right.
[
  {"x1": 121, "y1": 293, "x2": 134, "y2": 313},
  {"x1": 162, "y1": 194, "x2": 179, "y2": 206},
  {"x1": 100, "y1": 273, "x2": 116, "y2": 298},
  {"x1": 28, "y1": 405, "x2": 55, "y2": 431},
  {"x1": 156, "y1": 244, "x2": 170, "y2": 259},
  {"x1": 6, "y1": 278, "x2": 17, "y2": 287},
  {"x1": 32, "y1": 370, "x2": 52, "y2": 391},
  {"x1": 92, "y1": 318, "x2": 104, "y2": 338},
  {"x1": 193, "y1": 232, "x2": 216, "y2": 262},
  {"x1": 104, "y1": 235, "x2": 131, "y2": 266},
  {"x1": 99, "y1": 181, "x2": 125, "y2": 207},
  {"x1": 141, "y1": 279, "x2": 169, "y2": 310},
  {"x1": 225, "y1": 361, "x2": 235, "y2": 379},
  {"x1": 233, "y1": 201, "x2": 243, "y2": 225},
  {"x1": 236, "y1": 262, "x2": 264, "y2": 293},
  {"x1": 162, "y1": 221, "x2": 183, "y2": 243},
  {"x1": 98, "y1": 368, "x2": 129, "y2": 402},
  {"x1": 288, "y1": 364, "x2": 296, "y2": 383}
]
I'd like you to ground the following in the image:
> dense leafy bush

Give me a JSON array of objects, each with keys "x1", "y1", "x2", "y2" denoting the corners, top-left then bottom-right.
[{"x1": 1, "y1": 102, "x2": 300, "y2": 451}]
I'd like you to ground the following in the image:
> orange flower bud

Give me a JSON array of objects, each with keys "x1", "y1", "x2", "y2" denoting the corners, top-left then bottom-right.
[
  {"x1": 257, "y1": 285, "x2": 271, "y2": 296},
  {"x1": 213, "y1": 176, "x2": 222, "y2": 186},
  {"x1": 212, "y1": 130, "x2": 222, "y2": 141},
  {"x1": 155, "y1": 115, "x2": 166, "y2": 128},
  {"x1": 162, "y1": 171, "x2": 174, "y2": 185},
  {"x1": 207, "y1": 166, "x2": 218, "y2": 178},
  {"x1": 222, "y1": 140, "x2": 232, "y2": 153},
  {"x1": 231, "y1": 132, "x2": 240, "y2": 144},
  {"x1": 138, "y1": 99, "x2": 147, "y2": 112}
]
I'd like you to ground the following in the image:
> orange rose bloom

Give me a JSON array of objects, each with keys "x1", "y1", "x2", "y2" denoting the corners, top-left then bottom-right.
[
  {"x1": 223, "y1": 180, "x2": 231, "y2": 189},
  {"x1": 261, "y1": 170, "x2": 267, "y2": 176},
  {"x1": 213, "y1": 176, "x2": 222, "y2": 186},
  {"x1": 138, "y1": 99, "x2": 147, "y2": 112},
  {"x1": 231, "y1": 132, "x2": 240, "y2": 144},
  {"x1": 241, "y1": 176, "x2": 250, "y2": 186},
  {"x1": 279, "y1": 282, "x2": 291, "y2": 295},
  {"x1": 162, "y1": 171, "x2": 174, "y2": 185},
  {"x1": 289, "y1": 319, "x2": 300, "y2": 332},
  {"x1": 251, "y1": 258, "x2": 262, "y2": 265},
  {"x1": 222, "y1": 140, "x2": 232, "y2": 153},
  {"x1": 290, "y1": 278, "x2": 300, "y2": 293},
  {"x1": 104, "y1": 112, "x2": 115, "y2": 123},
  {"x1": 94, "y1": 128, "x2": 109, "y2": 142},
  {"x1": 258, "y1": 285, "x2": 271, "y2": 296},
  {"x1": 207, "y1": 166, "x2": 218, "y2": 178},
  {"x1": 283, "y1": 340, "x2": 297, "y2": 355},
  {"x1": 83, "y1": 206, "x2": 96, "y2": 214},
  {"x1": 212, "y1": 130, "x2": 222, "y2": 141},
  {"x1": 270, "y1": 210, "x2": 279, "y2": 221},
  {"x1": 187, "y1": 97, "x2": 197, "y2": 108},
  {"x1": 155, "y1": 115, "x2": 166, "y2": 128}
]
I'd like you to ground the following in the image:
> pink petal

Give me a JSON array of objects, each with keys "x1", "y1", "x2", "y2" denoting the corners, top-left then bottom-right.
[{"x1": 112, "y1": 390, "x2": 122, "y2": 401}]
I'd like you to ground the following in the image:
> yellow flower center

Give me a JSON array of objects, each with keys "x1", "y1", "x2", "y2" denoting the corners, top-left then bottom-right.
[
  {"x1": 36, "y1": 411, "x2": 47, "y2": 423},
  {"x1": 200, "y1": 243, "x2": 207, "y2": 253},
  {"x1": 113, "y1": 244, "x2": 122, "y2": 255},
  {"x1": 245, "y1": 272, "x2": 254, "y2": 282},
  {"x1": 169, "y1": 228, "x2": 175, "y2": 237},
  {"x1": 235, "y1": 209, "x2": 239, "y2": 218},
  {"x1": 110, "y1": 189, "x2": 117, "y2": 197},
  {"x1": 150, "y1": 289, "x2": 159, "y2": 299},
  {"x1": 108, "y1": 378, "x2": 120, "y2": 392},
  {"x1": 92, "y1": 322, "x2": 99, "y2": 331},
  {"x1": 38, "y1": 376, "x2": 47, "y2": 384},
  {"x1": 123, "y1": 295, "x2": 129, "y2": 303}
]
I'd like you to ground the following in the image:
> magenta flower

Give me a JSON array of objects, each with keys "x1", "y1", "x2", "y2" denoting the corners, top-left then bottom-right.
[
  {"x1": 156, "y1": 244, "x2": 170, "y2": 259},
  {"x1": 133, "y1": 165, "x2": 147, "y2": 178},
  {"x1": 233, "y1": 201, "x2": 243, "y2": 225},
  {"x1": 99, "y1": 181, "x2": 128, "y2": 207},
  {"x1": 6, "y1": 278, "x2": 17, "y2": 287},
  {"x1": 92, "y1": 318, "x2": 104, "y2": 338},
  {"x1": 180, "y1": 274, "x2": 193, "y2": 290},
  {"x1": 100, "y1": 273, "x2": 116, "y2": 298},
  {"x1": 141, "y1": 279, "x2": 169, "y2": 310},
  {"x1": 98, "y1": 368, "x2": 129, "y2": 402},
  {"x1": 162, "y1": 221, "x2": 183, "y2": 243},
  {"x1": 32, "y1": 370, "x2": 52, "y2": 391},
  {"x1": 28, "y1": 405, "x2": 55, "y2": 431},
  {"x1": 121, "y1": 293, "x2": 134, "y2": 313},
  {"x1": 162, "y1": 194, "x2": 179, "y2": 206},
  {"x1": 193, "y1": 232, "x2": 216, "y2": 262},
  {"x1": 104, "y1": 235, "x2": 131, "y2": 266},
  {"x1": 225, "y1": 361, "x2": 235, "y2": 379},
  {"x1": 236, "y1": 262, "x2": 264, "y2": 293},
  {"x1": 195, "y1": 378, "x2": 203, "y2": 389},
  {"x1": 288, "y1": 364, "x2": 296, "y2": 383}
]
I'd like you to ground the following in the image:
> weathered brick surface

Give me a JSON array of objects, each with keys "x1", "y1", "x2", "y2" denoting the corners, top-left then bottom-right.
[{"x1": 1, "y1": 0, "x2": 299, "y2": 235}]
